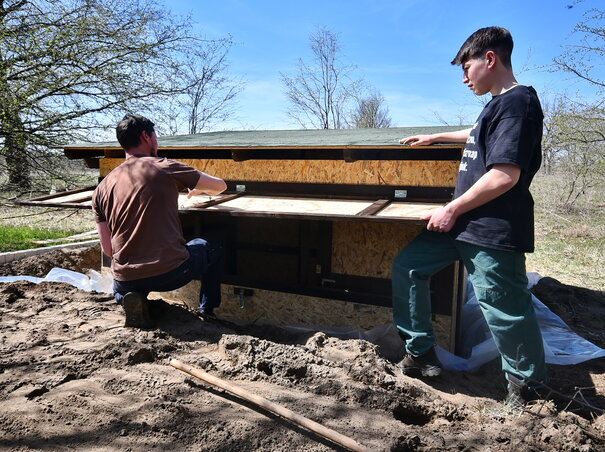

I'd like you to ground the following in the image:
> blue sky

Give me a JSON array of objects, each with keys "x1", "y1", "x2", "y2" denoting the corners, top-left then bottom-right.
[{"x1": 169, "y1": 0, "x2": 601, "y2": 130}]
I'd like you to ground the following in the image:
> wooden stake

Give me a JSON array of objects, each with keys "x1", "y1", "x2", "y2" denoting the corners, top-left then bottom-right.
[{"x1": 169, "y1": 359, "x2": 373, "y2": 452}]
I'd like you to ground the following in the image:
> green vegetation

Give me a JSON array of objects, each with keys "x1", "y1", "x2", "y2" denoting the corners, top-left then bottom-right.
[
  {"x1": 0, "y1": 225, "x2": 88, "y2": 253},
  {"x1": 528, "y1": 174, "x2": 605, "y2": 292},
  {"x1": 0, "y1": 187, "x2": 97, "y2": 254}
]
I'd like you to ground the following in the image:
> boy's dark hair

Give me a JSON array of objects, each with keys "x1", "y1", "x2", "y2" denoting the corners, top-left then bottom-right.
[
  {"x1": 116, "y1": 114, "x2": 155, "y2": 150},
  {"x1": 451, "y1": 26, "x2": 513, "y2": 68}
]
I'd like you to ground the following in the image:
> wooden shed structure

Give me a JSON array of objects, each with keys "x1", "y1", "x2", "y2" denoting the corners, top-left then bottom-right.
[{"x1": 23, "y1": 126, "x2": 467, "y2": 352}]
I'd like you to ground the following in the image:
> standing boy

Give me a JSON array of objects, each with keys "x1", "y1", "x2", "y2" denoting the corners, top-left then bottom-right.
[
  {"x1": 92, "y1": 114, "x2": 227, "y2": 328},
  {"x1": 394, "y1": 27, "x2": 547, "y2": 403}
]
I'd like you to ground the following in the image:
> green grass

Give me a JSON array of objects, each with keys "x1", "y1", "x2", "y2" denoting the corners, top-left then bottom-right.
[
  {"x1": 0, "y1": 224, "x2": 87, "y2": 253},
  {"x1": 1, "y1": 186, "x2": 97, "y2": 253},
  {"x1": 528, "y1": 174, "x2": 605, "y2": 292}
]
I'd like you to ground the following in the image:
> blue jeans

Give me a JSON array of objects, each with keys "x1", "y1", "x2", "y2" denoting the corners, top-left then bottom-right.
[
  {"x1": 392, "y1": 230, "x2": 547, "y2": 385},
  {"x1": 113, "y1": 238, "x2": 222, "y2": 312}
]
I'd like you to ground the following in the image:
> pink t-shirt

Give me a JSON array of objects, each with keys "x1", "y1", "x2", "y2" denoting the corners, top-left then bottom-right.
[{"x1": 92, "y1": 156, "x2": 200, "y2": 281}]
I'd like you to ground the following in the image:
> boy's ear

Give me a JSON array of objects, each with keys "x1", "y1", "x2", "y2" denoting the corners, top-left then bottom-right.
[{"x1": 485, "y1": 50, "x2": 497, "y2": 68}]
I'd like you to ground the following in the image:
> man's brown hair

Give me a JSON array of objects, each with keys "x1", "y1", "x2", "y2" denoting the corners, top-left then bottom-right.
[
  {"x1": 116, "y1": 114, "x2": 155, "y2": 150},
  {"x1": 451, "y1": 26, "x2": 513, "y2": 69}
]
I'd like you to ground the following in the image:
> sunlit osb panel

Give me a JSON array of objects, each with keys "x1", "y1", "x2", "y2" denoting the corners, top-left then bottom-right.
[
  {"x1": 331, "y1": 222, "x2": 425, "y2": 278},
  {"x1": 155, "y1": 282, "x2": 453, "y2": 350},
  {"x1": 433, "y1": 314, "x2": 453, "y2": 351},
  {"x1": 100, "y1": 158, "x2": 458, "y2": 187},
  {"x1": 156, "y1": 281, "x2": 392, "y2": 330}
]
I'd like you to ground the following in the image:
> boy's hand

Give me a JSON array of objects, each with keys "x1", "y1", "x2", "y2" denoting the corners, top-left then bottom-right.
[
  {"x1": 422, "y1": 204, "x2": 457, "y2": 232},
  {"x1": 400, "y1": 134, "x2": 435, "y2": 146}
]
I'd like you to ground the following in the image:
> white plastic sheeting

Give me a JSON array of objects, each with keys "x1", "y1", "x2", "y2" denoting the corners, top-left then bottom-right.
[
  {"x1": 287, "y1": 272, "x2": 605, "y2": 370},
  {"x1": 0, "y1": 267, "x2": 113, "y2": 294}
]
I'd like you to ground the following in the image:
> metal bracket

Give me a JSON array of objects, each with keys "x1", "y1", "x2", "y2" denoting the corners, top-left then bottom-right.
[
  {"x1": 236, "y1": 184, "x2": 246, "y2": 193},
  {"x1": 394, "y1": 189, "x2": 408, "y2": 199},
  {"x1": 233, "y1": 287, "x2": 253, "y2": 309}
]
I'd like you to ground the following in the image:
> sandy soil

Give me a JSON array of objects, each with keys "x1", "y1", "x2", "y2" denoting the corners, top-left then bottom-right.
[{"x1": 1, "y1": 246, "x2": 605, "y2": 451}]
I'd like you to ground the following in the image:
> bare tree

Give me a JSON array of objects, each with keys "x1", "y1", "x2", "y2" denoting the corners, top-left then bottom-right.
[
  {"x1": 554, "y1": 7, "x2": 605, "y2": 92},
  {"x1": 541, "y1": 97, "x2": 605, "y2": 209},
  {"x1": 547, "y1": 3, "x2": 605, "y2": 209},
  {"x1": 350, "y1": 91, "x2": 392, "y2": 128},
  {"x1": 159, "y1": 38, "x2": 243, "y2": 136},
  {"x1": 0, "y1": 0, "x2": 239, "y2": 190},
  {"x1": 281, "y1": 27, "x2": 362, "y2": 129}
]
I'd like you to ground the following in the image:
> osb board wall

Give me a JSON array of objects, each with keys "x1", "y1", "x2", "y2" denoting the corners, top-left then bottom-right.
[
  {"x1": 156, "y1": 281, "x2": 453, "y2": 350},
  {"x1": 100, "y1": 158, "x2": 458, "y2": 187},
  {"x1": 331, "y1": 222, "x2": 425, "y2": 278}
]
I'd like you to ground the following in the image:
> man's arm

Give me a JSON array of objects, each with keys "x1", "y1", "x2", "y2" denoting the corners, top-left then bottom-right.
[
  {"x1": 96, "y1": 221, "x2": 113, "y2": 257},
  {"x1": 401, "y1": 128, "x2": 473, "y2": 145},
  {"x1": 187, "y1": 172, "x2": 227, "y2": 198},
  {"x1": 424, "y1": 163, "x2": 521, "y2": 232}
]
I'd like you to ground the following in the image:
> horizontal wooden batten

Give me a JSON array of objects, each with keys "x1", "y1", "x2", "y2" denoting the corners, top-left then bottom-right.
[
  {"x1": 17, "y1": 187, "x2": 95, "y2": 209},
  {"x1": 223, "y1": 181, "x2": 454, "y2": 201},
  {"x1": 221, "y1": 273, "x2": 392, "y2": 307}
]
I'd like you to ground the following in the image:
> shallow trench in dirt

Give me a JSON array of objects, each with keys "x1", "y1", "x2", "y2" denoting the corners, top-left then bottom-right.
[{"x1": 1, "y1": 246, "x2": 605, "y2": 451}]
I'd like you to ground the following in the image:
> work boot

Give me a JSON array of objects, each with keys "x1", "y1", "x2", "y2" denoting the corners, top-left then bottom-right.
[
  {"x1": 123, "y1": 292, "x2": 154, "y2": 328},
  {"x1": 505, "y1": 374, "x2": 547, "y2": 407},
  {"x1": 398, "y1": 348, "x2": 442, "y2": 377}
]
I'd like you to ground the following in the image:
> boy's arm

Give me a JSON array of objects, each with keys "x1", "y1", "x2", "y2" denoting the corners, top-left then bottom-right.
[
  {"x1": 400, "y1": 128, "x2": 473, "y2": 145},
  {"x1": 424, "y1": 163, "x2": 521, "y2": 232}
]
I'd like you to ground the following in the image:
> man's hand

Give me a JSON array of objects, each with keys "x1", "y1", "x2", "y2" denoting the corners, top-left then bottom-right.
[
  {"x1": 187, "y1": 188, "x2": 209, "y2": 199},
  {"x1": 423, "y1": 205, "x2": 457, "y2": 232},
  {"x1": 400, "y1": 135, "x2": 435, "y2": 146}
]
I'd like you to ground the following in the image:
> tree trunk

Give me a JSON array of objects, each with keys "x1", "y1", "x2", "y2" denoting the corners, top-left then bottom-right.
[{"x1": 2, "y1": 119, "x2": 31, "y2": 189}]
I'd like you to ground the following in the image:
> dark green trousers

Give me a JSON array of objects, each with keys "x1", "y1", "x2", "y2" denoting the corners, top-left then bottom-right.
[{"x1": 392, "y1": 230, "x2": 548, "y2": 384}]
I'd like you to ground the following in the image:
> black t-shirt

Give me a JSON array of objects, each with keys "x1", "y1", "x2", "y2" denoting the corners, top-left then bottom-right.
[{"x1": 449, "y1": 85, "x2": 543, "y2": 252}]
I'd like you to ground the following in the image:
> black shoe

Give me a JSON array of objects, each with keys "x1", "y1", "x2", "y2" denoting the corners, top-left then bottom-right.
[
  {"x1": 123, "y1": 292, "x2": 154, "y2": 328},
  {"x1": 398, "y1": 348, "x2": 442, "y2": 377},
  {"x1": 199, "y1": 307, "x2": 217, "y2": 320}
]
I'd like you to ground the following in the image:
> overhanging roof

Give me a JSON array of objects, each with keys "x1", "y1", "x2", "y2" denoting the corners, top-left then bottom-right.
[{"x1": 61, "y1": 125, "x2": 467, "y2": 150}]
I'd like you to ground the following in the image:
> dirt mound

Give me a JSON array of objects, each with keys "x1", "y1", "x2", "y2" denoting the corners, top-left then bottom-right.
[
  {"x1": 1, "y1": 249, "x2": 605, "y2": 450},
  {"x1": 0, "y1": 244, "x2": 101, "y2": 277}
]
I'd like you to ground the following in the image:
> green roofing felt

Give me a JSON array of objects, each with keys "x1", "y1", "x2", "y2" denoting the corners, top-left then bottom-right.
[{"x1": 62, "y1": 126, "x2": 468, "y2": 149}]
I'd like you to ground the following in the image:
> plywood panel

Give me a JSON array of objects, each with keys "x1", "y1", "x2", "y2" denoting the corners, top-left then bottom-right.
[
  {"x1": 331, "y1": 222, "x2": 425, "y2": 278},
  {"x1": 206, "y1": 196, "x2": 373, "y2": 216},
  {"x1": 377, "y1": 202, "x2": 443, "y2": 219},
  {"x1": 177, "y1": 193, "x2": 232, "y2": 209},
  {"x1": 100, "y1": 158, "x2": 459, "y2": 187}
]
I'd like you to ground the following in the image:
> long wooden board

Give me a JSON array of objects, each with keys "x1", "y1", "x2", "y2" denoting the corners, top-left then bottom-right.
[{"x1": 100, "y1": 158, "x2": 458, "y2": 187}]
